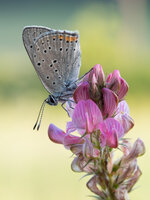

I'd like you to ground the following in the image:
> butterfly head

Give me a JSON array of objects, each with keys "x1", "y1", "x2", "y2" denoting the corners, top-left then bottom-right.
[{"x1": 46, "y1": 95, "x2": 58, "y2": 106}]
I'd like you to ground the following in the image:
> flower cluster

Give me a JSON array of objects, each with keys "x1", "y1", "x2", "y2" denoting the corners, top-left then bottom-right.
[{"x1": 48, "y1": 64, "x2": 145, "y2": 200}]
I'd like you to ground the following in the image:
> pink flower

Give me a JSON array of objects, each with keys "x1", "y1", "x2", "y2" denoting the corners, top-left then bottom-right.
[
  {"x1": 121, "y1": 138, "x2": 145, "y2": 164},
  {"x1": 67, "y1": 99, "x2": 124, "y2": 148},
  {"x1": 89, "y1": 64, "x2": 105, "y2": 86},
  {"x1": 66, "y1": 99, "x2": 103, "y2": 135},
  {"x1": 48, "y1": 124, "x2": 83, "y2": 149},
  {"x1": 47, "y1": 64, "x2": 144, "y2": 199},
  {"x1": 106, "y1": 70, "x2": 121, "y2": 93},
  {"x1": 48, "y1": 124, "x2": 99, "y2": 158},
  {"x1": 87, "y1": 176, "x2": 105, "y2": 197},
  {"x1": 106, "y1": 70, "x2": 128, "y2": 100},
  {"x1": 101, "y1": 88, "x2": 118, "y2": 118},
  {"x1": 73, "y1": 81, "x2": 90, "y2": 103},
  {"x1": 115, "y1": 101, "x2": 134, "y2": 133},
  {"x1": 99, "y1": 118, "x2": 124, "y2": 148}
]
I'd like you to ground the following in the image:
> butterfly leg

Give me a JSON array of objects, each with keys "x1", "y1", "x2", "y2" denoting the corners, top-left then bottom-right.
[
  {"x1": 61, "y1": 102, "x2": 71, "y2": 117},
  {"x1": 73, "y1": 68, "x2": 93, "y2": 84},
  {"x1": 61, "y1": 98, "x2": 76, "y2": 117}
]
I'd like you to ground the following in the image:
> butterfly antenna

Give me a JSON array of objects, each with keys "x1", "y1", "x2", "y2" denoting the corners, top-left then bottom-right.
[
  {"x1": 36, "y1": 100, "x2": 47, "y2": 130},
  {"x1": 33, "y1": 99, "x2": 47, "y2": 130}
]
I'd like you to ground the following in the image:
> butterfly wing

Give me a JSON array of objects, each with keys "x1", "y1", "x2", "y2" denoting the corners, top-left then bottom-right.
[
  {"x1": 22, "y1": 26, "x2": 52, "y2": 65},
  {"x1": 23, "y1": 27, "x2": 81, "y2": 96}
]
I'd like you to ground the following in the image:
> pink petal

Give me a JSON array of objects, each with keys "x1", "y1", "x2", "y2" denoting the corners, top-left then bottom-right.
[
  {"x1": 120, "y1": 114, "x2": 134, "y2": 133},
  {"x1": 70, "y1": 144, "x2": 83, "y2": 154},
  {"x1": 106, "y1": 73, "x2": 112, "y2": 83},
  {"x1": 104, "y1": 118, "x2": 124, "y2": 138},
  {"x1": 106, "y1": 70, "x2": 121, "y2": 93},
  {"x1": 122, "y1": 138, "x2": 145, "y2": 163},
  {"x1": 82, "y1": 138, "x2": 93, "y2": 158},
  {"x1": 48, "y1": 124, "x2": 66, "y2": 144},
  {"x1": 117, "y1": 159, "x2": 137, "y2": 183},
  {"x1": 66, "y1": 121, "x2": 77, "y2": 135},
  {"x1": 86, "y1": 176, "x2": 105, "y2": 197},
  {"x1": 121, "y1": 140, "x2": 132, "y2": 156},
  {"x1": 97, "y1": 64, "x2": 105, "y2": 85},
  {"x1": 117, "y1": 100, "x2": 130, "y2": 114},
  {"x1": 69, "y1": 100, "x2": 103, "y2": 135},
  {"x1": 115, "y1": 101, "x2": 134, "y2": 133},
  {"x1": 107, "y1": 129, "x2": 118, "y2": 148},
  {"x1": 99, "y1": 118, "x2": 124, "y2": 148},
  {"x1": 65, "y1": 99, "x2": 76, "y2": 118},
  {"x1": 71, "y1": 155, "x2": 93, "y2": 173},
  {"x1": 91, "y1": 73, "x2": 98, "y2": 93},
  {"x1": 89, "y1": 64, "x2": 105, "y2": 86},
  {"x1": 118, "y1": 78, "x2": 128, "y2": 100},
  {"x1": 115, "y1": 185, "x2": 129, "y2": 200},
  {"x1": 127, "y1": 167, "x2": 142, "y2": 192},
  {"x1": 71, "y1": 157, "x2": 82, "y2": 172},
  {"x1": 63, "y1": 135, "x2": 83, "y2": 148},
  {"x1": 73, "y1": 81, "x2": 90, "y2": 103},
  {"x1": 102, "y1": 88, "x2": 118, "y2": 118}
]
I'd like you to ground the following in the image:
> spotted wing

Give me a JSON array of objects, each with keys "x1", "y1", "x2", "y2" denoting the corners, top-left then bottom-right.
[
  {"x1": 22, "y1": 26, "x2": 52, "y2": 65},
  {"x1": 30, "y1": 30, "x2": 81, "y2": 96}
]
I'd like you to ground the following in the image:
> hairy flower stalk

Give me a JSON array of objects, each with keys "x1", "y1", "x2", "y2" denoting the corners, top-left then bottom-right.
[{"x1": 48, "y1": 64, "x2": 145, "y2": 200}]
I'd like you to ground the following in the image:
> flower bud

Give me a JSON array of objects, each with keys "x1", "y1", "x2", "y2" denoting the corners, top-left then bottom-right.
[
  {"x1": 106, "y1": 70, "x2": 121, "y2": 93},
  {"x1": 89, "y1": 64, "x2": 105, "y2": 87}
]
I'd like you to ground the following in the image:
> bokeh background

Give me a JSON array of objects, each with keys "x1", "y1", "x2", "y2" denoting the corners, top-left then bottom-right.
[{"x1": 0, "y1": 0, "x2": 150, "y2": 199}]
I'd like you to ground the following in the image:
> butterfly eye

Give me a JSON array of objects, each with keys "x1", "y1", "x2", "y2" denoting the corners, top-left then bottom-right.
[
  {"x1": 60, "y1": 48, "x2": 62, "y2": 51},
  {"x1": 49, "y1": 64, "x2": 53, "y2": 67},
  {"x1": 30, "y1": 45, "x2": 33, "y2": 48},
  {"x1": 37, "y1": 62, "x2": 41, "y2": 66},
  {"x1": 46, "y1": 76, "x2": 49, "y2": 79},
  {"x1": 53, "y1": 82, "x2": 56, "y2": 85},
  {"x1": 49, "y1": 46, "x2": 51, "y2": 50}
]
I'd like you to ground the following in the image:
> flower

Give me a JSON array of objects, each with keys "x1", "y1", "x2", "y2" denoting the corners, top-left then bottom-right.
[
  {"x1": 115, "y1": 100, "x2": 134, "y2": 133},
  {"x1": 49, "y1": 98, "x2": 127, "y2": 149},
  {"x1": 99, "y1": 118, "x2": 124, "y2": 148},
  {"x1": 73, "y1": 81, "x2": 90, "y2": 103},
  {"x1": 48, "y1": 124, "x2": 83, "y2": 149},
  {"x1": 106, "y1": 70, "x2": 128, "y2": 100},
  {"x1": 101, "y1": 88, "x2": 118, "y2": 118},
  {"x1": 66, "y1": 99, "x2": 103, "y2": 135},
  {"x1": 48, "y1": 64, "x2": 145, "y2": 200},
  {"x1": 89, "y1": 64, "x2": 105, "y2": 87}
]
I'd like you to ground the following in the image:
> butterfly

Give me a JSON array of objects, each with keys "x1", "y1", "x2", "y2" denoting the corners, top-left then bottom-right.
[{"x1": 22, "y1": 26, "x2": 81, "y2": 130}]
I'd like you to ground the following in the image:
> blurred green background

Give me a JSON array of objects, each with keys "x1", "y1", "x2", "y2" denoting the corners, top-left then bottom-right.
[{"x1": 0, "y1": 0, "x2": 150, "y2": 199}]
